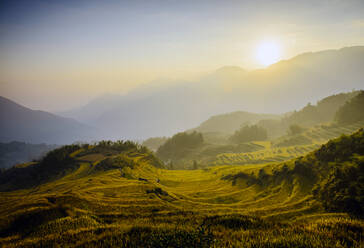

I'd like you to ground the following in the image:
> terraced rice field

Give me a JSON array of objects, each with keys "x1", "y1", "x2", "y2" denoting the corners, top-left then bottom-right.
[
  {"x1": 213, "y1": 121, "x2": 364, "y2": 166},
  {"x1": 1, "y1": 126, "x2": 363, "y2": 247}
]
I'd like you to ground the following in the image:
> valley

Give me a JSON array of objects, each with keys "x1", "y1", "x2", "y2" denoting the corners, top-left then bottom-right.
[{"x1": 1, "y1": 2, "x2": 364, "y2": 247}]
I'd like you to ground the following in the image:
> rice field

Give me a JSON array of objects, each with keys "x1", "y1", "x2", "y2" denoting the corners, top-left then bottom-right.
[{"x1": 0, "y1": 125, "x2": 363, "y2": 247}]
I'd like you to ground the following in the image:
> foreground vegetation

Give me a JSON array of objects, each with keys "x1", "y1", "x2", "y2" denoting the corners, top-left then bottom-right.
[{"x1": 0, "y1": 128, "x2": 363, "y2": 247}]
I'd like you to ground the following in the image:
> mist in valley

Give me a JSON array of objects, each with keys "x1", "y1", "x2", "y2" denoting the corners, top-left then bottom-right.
[{"x1": 1, "y1": 1, "x2": 364, "y2": 247}]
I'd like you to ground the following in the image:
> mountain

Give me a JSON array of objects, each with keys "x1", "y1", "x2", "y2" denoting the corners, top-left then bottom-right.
[
  {"x1": 0, "y1": 96, "x2": 97, "y2": 144},
  {"x1": 0, "y1": 141, "x2": 58, "y2": 169},
  {"x1": 61, "y1": 46, "x2": 364, "y2": 140}
]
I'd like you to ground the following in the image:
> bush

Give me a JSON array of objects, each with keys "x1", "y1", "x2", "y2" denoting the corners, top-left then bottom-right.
[{"x1": 313, "y1": 164, "x2": 364, "y2": 217}]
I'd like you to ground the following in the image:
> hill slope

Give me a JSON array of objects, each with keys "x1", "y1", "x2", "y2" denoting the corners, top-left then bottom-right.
[
  {"x1": 0, "y1": 140, "x2": 163, "y2": 191},
  {"x1": 257, "y1": 91, "x2": 360, "y2": 138},
  {"x1": 335, "y1": 90, "x2": 364, "y2": 125},
  {"x1": 284, "y1": 91, "x2": 359, "y2": 127},
  {"x1": 222, "y1": 128, "x2": 364, "y2": 217},
  {"x1": 0, "y1": 96, "x2": 97, "y2": 144},
  {"x1": 0, "y1": 130, "x2": 363, "y2": 247}
]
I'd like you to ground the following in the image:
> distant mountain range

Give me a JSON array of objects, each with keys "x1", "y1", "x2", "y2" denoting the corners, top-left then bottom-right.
[
  {"x1": 60, "y1": 46, "x2": 364, "y2": 140},
  {"x1": 1, "y1": 46, "x2": 364, "y2": 143},
  {"x1": 0, "y1": 96, "x2": 97, "y2": 144}
]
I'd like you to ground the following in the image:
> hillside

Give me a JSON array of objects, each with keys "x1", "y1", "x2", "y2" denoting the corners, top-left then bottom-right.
[
  {"x1": 61, "y1": 46, "x2": 364, "y2": 139},
  {"x1": 222, "y1": 128, "x2": 364, "y2": 217},
  {"x1": 0, "y1": 140, "x2": 163, "y2": 191},
  {"x1": 188, "y1": 91, "x2": 358, "y2": 142},
  {"x1": 0, "y1": 130, "x2": 363, "y2": 247},
  {"x1": 213, "y1": 120, "x2": 364, "y2": 166},
  {"x1": 335, "y1": 90, "x2": 364, "y2": 125},
  {"x1": 285, "y1": 91, "x2": 359, "y2": 126},
  {"x1": 257, "y1": 91, "x2": 360, "y2": 138},
  {"x1": 0, "y1": 96, "x2": 97, "y2": 144},
  {"x1": 151, "y1": 91, "x2": 363, "y2": 169}
]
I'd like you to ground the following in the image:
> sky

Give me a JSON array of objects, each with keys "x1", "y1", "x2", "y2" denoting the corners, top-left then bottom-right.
[{"x1": 0, "y1": 0, "x2": 364, "y2": 111}]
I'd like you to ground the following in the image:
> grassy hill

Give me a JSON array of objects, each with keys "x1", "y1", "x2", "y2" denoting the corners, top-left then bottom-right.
[
  {"x1": 212, "y1": 121, "x2": 364, "y2": 166},
  {"x1": 153, "y1": 116, "x2": 364, "y2": 170},
  {"x1": 0, "y1": 140, "x2": 164, "y2": 192},
  {"x1": 0, "y1": 129, "x2": 363, "y2": 247}
]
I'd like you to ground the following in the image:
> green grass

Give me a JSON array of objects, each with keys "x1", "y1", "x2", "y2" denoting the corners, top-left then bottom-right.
[
  {"x1": 214, "y1": 143, "x2": 320, "y2": 166},
  {"x1": 0, "y1": 128, "x2": 363, "y2": 247},
  {"x1": 274, "y1": 120, "x2": 364, "y2": 147},
  {"x1": 212, "y1": 121, "x2": 364, "y2": 166},
  {"x1": 0, "y1": 159, "x2": 362, "y2": 247}
]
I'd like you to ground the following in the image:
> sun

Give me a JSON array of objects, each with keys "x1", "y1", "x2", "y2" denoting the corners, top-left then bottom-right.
[{"x1": 255, "y1": 40, "x2": 281, "y2": 66}]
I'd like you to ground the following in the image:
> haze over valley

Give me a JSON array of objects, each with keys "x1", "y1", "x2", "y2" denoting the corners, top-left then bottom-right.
[
  {"x1": 0, "y1": 1, "x2": 364, "y2": 247},
  {"x1": 1, "y1": 46, "x2": 364, "y2": 143}
]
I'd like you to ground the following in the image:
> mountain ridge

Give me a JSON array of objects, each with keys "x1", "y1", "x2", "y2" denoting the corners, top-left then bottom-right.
[
  {"x1": 0, "y1": 96, "x2": 98, "y2": 144},
  {"x1": 60, "y1": 46, "x2": 364, "y2": 140}
]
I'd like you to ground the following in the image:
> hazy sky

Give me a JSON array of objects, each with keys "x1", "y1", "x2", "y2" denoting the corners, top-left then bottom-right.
[{"x1": 1, "y1": 0, "x2": 364, "y2": 111}]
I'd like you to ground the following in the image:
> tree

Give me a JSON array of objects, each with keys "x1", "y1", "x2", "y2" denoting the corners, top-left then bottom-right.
[
  {"x1": 288, "y1": 124, "x2": 305, "y2": 135},
  {"x1": 335, "y1": 90, "x2": 364, "y2": 125},
  {"x1": 229, "y1": 125, "x2": 267, "y2": 144},
  {"x1": 156, "y1": 131, "x2": 204, "y2": 161}
]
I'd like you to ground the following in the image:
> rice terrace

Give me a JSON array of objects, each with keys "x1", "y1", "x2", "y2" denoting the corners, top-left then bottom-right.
[{"x1": 0, "y1": 1, "x2": 364, "y2": 247}]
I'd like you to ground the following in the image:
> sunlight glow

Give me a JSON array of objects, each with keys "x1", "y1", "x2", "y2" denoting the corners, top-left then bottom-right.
[{"x1": 255, "y1": 40, "x2": 281, "y2": 66}]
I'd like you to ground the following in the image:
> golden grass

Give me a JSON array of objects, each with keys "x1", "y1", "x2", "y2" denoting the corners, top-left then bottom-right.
[{"x1": 0, "y1": 130, "x2": 363, "y2": 247}]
